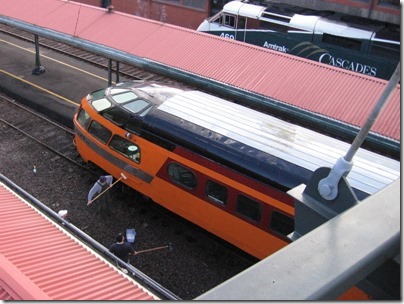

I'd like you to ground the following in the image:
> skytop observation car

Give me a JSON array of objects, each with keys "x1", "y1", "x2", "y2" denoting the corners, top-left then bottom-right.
[
  {"x1": 197, "y1": 0, "x2": 400, "y2": 80},
  {"x1": 73, "y1": 81, "x2": 400, "y2": 260}
]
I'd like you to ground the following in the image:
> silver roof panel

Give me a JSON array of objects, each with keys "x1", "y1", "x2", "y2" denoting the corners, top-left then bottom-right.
[{"x1": 158, "y1": 90, "x2": 400, "y2": 195}]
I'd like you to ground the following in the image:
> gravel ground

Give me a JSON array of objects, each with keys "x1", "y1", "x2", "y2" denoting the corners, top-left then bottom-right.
[{"x1": 0, "y1": 104, "x2": 257, "y2": 300}]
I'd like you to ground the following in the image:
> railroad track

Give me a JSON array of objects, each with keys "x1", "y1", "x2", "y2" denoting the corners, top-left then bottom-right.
[
  {"x1": 0, "y1": 93, "x2": 102, "y2": 176},
  {"x1": 0, "y1": 91, "x2": 257, "y2": 299}
]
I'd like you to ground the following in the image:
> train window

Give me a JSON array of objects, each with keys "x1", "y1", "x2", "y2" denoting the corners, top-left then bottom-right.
[
  {"x1": 270, "y1": 211, "x2": 294, "y2": 237},
  {"x1": 206, "y1": 180, "x2": 228, "y2": 206},
  {"x1": 110, "y1": 88, "x2": 130, "y2": 95},
  {"x1": 259, "y1": 21, "x2": 289, "y2": 33},
  {"x1": 264, "y1": 14, "x2": 292, "y2": 24},
  {"x1": 88, "y1": 120, "x2": 112, "y2": 144},
  {"x1": 102, "y1": 107, "x2": 130, "y2": 126},
  {"x1": 224, "y1": 14, "x2": 236, "y2": 27},
  {"x1": 236, "y1": 195, "x2": 261, "y2": 222},
  {"x1": 109, "y1": 135, "x2": 141, "y2": 163},
  {"x1": 167, "y1": 163, "x2": 197, "y2": 189},
  {"x1": 378, "y1": 0, "x2": 400, "y2": 8},
  {"x1": 123, "y1": 99, "x2": 150, "y2": 114},
  {"x1": 92, "y1": 98, "x2": 112, "y2": 112},
  {"x1": 77, "y1": 108, "x2": 91, "y2": 129},
  {"x1": 212, "y1": 15, "x2": 222, "y2": 25},
  {"x1": 322, "y1": 33, "x2": 362, "y2": 51},
  {"x1": 111, "y1": 91, "x2": 138, "y2": 104},
  {"x1": 88, "y1": 89, "x2": 106, "y2": 101},
  {"x1": 369, "y1": 41, "x2": 400, "y2": 60},
  {"x1": 237, "y1": 17, "x2": 246, "y2": 29}
]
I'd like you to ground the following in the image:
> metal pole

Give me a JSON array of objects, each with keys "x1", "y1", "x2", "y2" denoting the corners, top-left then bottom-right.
[
  {"x1": 116, "y1": 61, "x2": 120, "y2": 83},
  {"x1": 34, "y1": 34, "x2": 41, "y2": 66},
  {"x1": 345, "y1": 63, "x2": 400, "y2": 161},
  {"x1": 32, "y1": 34, "x2": 45, "y2": 75},
  {"x1": 108, "y1": 58, "x2": 112, "y2": 86},
  {"x1": 318, "y1": 63, "x2": 400, "y2": 200}
]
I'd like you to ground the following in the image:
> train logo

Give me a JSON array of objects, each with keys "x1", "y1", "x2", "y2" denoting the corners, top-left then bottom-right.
[{"x1": 197, "y1": 0, "x2": 399, "y2": 80}]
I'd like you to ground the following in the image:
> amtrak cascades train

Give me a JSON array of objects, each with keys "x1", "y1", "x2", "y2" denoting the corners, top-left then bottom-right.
[{"x1": 197, "y1": 0, "x2": 400, "y2": 80}]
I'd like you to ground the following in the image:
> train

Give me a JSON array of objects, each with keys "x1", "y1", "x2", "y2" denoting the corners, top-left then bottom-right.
[
  {"x1": 73, "y1": 80, "x2": 400, "y2": 260},
  {"x1": 197, "y1": 0, "x2": 400, "y2": 80}
]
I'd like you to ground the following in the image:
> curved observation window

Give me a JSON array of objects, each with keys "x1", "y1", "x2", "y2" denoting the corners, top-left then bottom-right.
[
  {"x1": 110, "y1": 89, "x2": 150, "y2": 114},
  {"x1": 88, "y1": 120, "x2": 112, "y2": 144},
  {"x1": 111, "y1": 90, "x2": 138, "y2": 103},
  {"x1": 123, "y1": 99, "x2": 150, "y2": 114},
  {"x1": 167, "y1": 163, "x2": 197, "y2": 189},
  {"x1": 88, "y1": 89, "x2": 106, "y2": 101},
  {"x1": 77, "y1": 108, "x2": 91, "y2": 129},
  {"x1": 103, "y1": 107, "x2": 130, "y2": 126},
  {"x1": 109, "y1": 135, "x2": 141, "y2": 163},
  {"x1": 110, "y1": 88, "x2": 130, "y2": 95},
  {"x1": 92, "y1": 98, "x2": 112, "y2": 112}
]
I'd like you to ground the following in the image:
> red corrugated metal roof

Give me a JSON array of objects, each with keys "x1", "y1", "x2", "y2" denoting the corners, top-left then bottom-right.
[
  {"x1": 0, "y1": 182, "x2": 158, "y2": 300},
  {"x1": 0, "y1": 0, "x2": 400, "y2": 142}
]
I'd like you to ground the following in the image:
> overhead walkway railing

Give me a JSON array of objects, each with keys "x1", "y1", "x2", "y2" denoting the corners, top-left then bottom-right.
[{"x1": 0, "y1": 16, "x2": 399, "y2": 159}]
